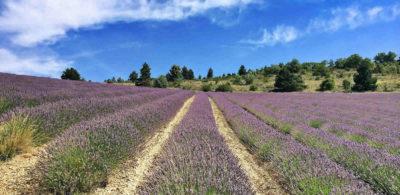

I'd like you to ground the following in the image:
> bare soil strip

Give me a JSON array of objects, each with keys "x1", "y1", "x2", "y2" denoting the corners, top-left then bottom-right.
[
  {"x1": 94, "y1": 96, "x2": 195, "y2": 194},
  {"x1": 209, "y1": 98, "x2": 284, "y2": 195},
  {"x1": 0, "y1": 146, "x2": 46, "y2": 194}
]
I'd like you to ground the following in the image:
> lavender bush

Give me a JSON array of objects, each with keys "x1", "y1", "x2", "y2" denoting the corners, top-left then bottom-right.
[
  {"x1": 138, "y1": 93, "x2": 253, "y2": 194},
  {"x1": 35, "y1": 91, "x2": 193, "y2": 193},
  {"x1": 225, "y1": 92, "x2": 400, "y2": 194},
  {"x1": 210, "y1": 93, "x2": 374, "y2": 194}
]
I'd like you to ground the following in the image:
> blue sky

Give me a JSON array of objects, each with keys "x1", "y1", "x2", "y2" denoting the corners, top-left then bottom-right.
[{"x1": 0, "y1": 0, "x2": 399, "y2": 82}]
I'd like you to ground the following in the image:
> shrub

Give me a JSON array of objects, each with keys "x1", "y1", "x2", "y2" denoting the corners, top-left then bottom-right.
[
  {"x1": 215, "y1": 83, "x2": 233, "y2": 92},
  {"x1": 309, "y1": 119, "x2": 324, "y2": 129},
  {"x1": 342, "y1": 80, "x2": 351, "y2": 92},
  {"x1": 0, "y1": 115, "x2": 40, "y2": 160},
  {"x1": 318, "y1": 78, "x2": 335, "y2": 91},
  {"x1": 249, "y1": 85, "x2": 258, "y2": 91},
  {"x1": 243, "y1": 74, "x2": 255, "y2": 85},
  {"x1": 201, "y1": 83, "x2": 213, "y2": 92},
  {"x1": 274, "y1": 67, "x2": 306, "y2": 92},
  {"x1": 153, "y1": 76, "x2": 168, "y2": 88},
  {"x1": 232, "y1": 76, "x2": 245, "y2": 85}
]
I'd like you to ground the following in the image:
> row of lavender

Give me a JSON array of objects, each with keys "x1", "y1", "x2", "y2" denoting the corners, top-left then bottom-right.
[
  {"x1": 224, "y1": 92, "x2": 400, "y2": 194},
  {"x1": 32, "y1": 91, "x2": 193, "y2": 193},
  {"x1": 210, "y1": 93, "x2": 374, "y2": 194},
  {"x1": 0, "y1": 88, "x2": 177, "y2": 160},
  {"x1": 0, "y1": 73, "x2": 152, "y2": 114},
  {"x1": 232, "y1": 93, "x2": 400, "y2": 154},
  {"x1": 138, "y1": 94, "x2": 253, "y2": 194}
]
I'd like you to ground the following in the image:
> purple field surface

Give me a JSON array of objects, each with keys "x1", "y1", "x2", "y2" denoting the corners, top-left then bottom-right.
[
  {"x1": 139, "y1": 93, "x2": 253, "y2": 194},
  {"x1": 1, "y1": 73, "x2": 399, "y2": 194},
  {"x1": 210, "y1": 93, "x2": 374, "y2": 194},
  {"x1": 34, "y1": 91, "x2": 193, "y2": 193},
  {"x1": 223, "y1": 92, "x2": 400, "y2": 194},
  {"x1": 0, "y1": 72, "x2": 153, "y2": 114}
]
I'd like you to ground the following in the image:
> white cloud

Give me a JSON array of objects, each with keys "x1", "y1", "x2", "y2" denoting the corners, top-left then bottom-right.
[
  {"x1": 0, "y1": 0, "x2": 255, "y2": 47},
  {"x1": 243, "y1": 25, "x2": 300, "y2": 47},
  {"x1": 245, "y1": 3, "x2": 400, "y2": 47},
  {"x1": 0, "y1": 48, "x2": 68, "y2": 78},
  {"x1": 308, "y1": 4, "x2": 400, "y2": 32}
]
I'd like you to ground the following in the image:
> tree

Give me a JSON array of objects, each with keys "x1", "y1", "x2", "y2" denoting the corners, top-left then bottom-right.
[
  {"x1": 274, "y1": 67, "x2": 306, "y2": 92},
  {"x1": 136, "y1": 62, "x2": 151, "y2": 86},
  {"x1": 352, "y1": 59, "x2": 377, "y2": 92},
  {"x1": 344, "y1": 54, "x2": 363, "y2": 69},
  {"x1": 287, "y1": 59, "x2": 302, "y2": 73},
  {"x1": 128, "y1": 71, "x2": 138, "y2": 83},
  {"x1": 166, "y1": 64, "x2": 182, "y2": 82},
  {"x1": 319, "y1": 77, "x2": 335, "y2": 91},
  {"x1": 312, "y1": 63, "x2": 330, "y2": 77},
  {"x1": 181, "y1": 66, "x2": 194, "y2": 80},
  {"x1": 238, "y1": 65, "x2": 247, "y2": 76},
  {"x1": 207, "y1": 68, "x2": 213, "y2": 79},
  {"x1": 181, "y1": 66, "x2": 190, "y2": 80},
  {"x1": 61, "y1": 68, "x2": 81, "y2": 80},
  {"x1": 374, "y1": 51, "x2": 397, "y2": 64},
  {"x1": 153, "y1": 76, "x2": 168, "y2": 88},
  {"x1": 187, "y1": 69, "x2": 194, "y2": 80}
]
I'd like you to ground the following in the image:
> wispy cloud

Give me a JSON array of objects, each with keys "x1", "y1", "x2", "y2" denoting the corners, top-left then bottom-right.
[
  {"x1": 0, "y1": 0, "x2": 256, "y2": 47},
  {"x1": 308, "y1": 4, "x2": 400, "y2": 32},
  {"x1": 0, "y1": 48, "x2": 69, "y2": 78},
  {"x1": 244, "y1": 3, "x2": 400, "y2": 47},
  {"x1": 242, "y1": 25, "x2": 300, "y2": 47}
]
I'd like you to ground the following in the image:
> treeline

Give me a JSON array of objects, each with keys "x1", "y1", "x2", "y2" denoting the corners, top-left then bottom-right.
[{"x1": 60, "y1": 51, "x2": 399, "y2": 92}]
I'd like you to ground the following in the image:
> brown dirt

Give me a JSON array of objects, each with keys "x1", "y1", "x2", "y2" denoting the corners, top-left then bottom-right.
[
  {"x1": 0, "y1": 146, "x2": 46, "y2": 194},
  {"x1": 209, "y1": 98, "x2": 285, "y2": 195},
  {"x1": 94, "y1": 96, "x2": 195, "y2": 194}
]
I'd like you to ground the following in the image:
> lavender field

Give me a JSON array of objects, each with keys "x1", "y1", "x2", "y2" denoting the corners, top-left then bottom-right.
[{"x1": 0, "y1": 73, "x2": 399, "y2": 194}]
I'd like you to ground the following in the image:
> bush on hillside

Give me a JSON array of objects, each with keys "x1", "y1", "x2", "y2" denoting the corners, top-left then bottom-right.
[
  {"x1": 342, "y1": 80, "x2": 351, "y2": 92},
  {"x1": 318, "y1": 78, "x2": 335, "y2": 91},
  {"x1": 153, "y1": 76, "x2": 168, "y2": 88},
  {"x1": 215, "y1": 83, "x2": 233, "y2": 92},
  {"x1": 201, "y1": 83, "x2": 213, "y2": 92},
  {"x1": 274, "y1": 67, "x2": 306, "y2": 92}
]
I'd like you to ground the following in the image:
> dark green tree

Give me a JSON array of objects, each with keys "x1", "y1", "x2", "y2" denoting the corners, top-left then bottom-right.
[
  {"x1": 287, "y1": 59, "x2": 302, "y2": 73},
  {"x1": 374, "y1": 51, "x2": 397, "y2": 64},
  {"x1": 136, "y1": 62, "x2": 152, "y2": 86},
  {"x1": 181, "y1": 66, "x2": 190, "y2": 80},
  {"x1": 352, "y1": 59, "x2": 377, "y2": 91},
  {"x1": 166, "y1": 64, "x2": 182, "y2": 82},
  {"x1": 274, "y1": 67, "x2": 306, "y2": 92},
  {"x1": 238, "y1": 65, "x2": 247, "y2": 76},
  {"x1": 207, "y1": 68, "x2": 213, "y2": 79},
  {"x1": 128, "y1": 71, "x2": 138, "y2": 83},
  {"x1": 187, "y1": 69, "x2": 194, "y2": 80},
  {"x1": 61, "y1": 68, "x2": 81, "y2": 80},
  {"x1": 312, "y1": 63, "x2": 330, "y2": 77},
  {"x1": 343, "y1": 54, "x2": 363, "y2": 69}
]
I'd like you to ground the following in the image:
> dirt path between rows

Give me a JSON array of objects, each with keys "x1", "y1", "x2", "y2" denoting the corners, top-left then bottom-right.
[
  {"x1": 0, "y1": 146, "x2": 46, "y2": 194},
  {"x1": 94, "y1": 96, "x2": 195, "y2": 194},
  {"x1": 209, "y1": 98, "x2": 284, "y2": 195}
]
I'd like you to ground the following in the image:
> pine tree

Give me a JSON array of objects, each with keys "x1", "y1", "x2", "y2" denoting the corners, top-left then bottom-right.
[
  {"x1": 238, "y1": 65, "x2": 247, "y2": 76},
  {"x1": 136, "y1": 62, "x2": 151, "y2": 86},
  {"x1": 207, "y1": 68, "x2": 213, "y2": 79}
]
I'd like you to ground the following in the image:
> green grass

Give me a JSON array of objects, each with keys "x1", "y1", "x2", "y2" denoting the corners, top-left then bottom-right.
[
  {"x1": 309, "y1": 119, "x2": 324, "y2": 129},
  {"x1": 0, "y1": 115, "x2": 42, "y2": 161},
  {"x1": 0, "y1": 97, "x2": 13, "y2": 115}
]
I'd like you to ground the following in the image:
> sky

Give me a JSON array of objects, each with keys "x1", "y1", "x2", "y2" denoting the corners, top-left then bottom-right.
[{"x1": 0, "y1": 0, "x2": 399, "y2": 82}]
